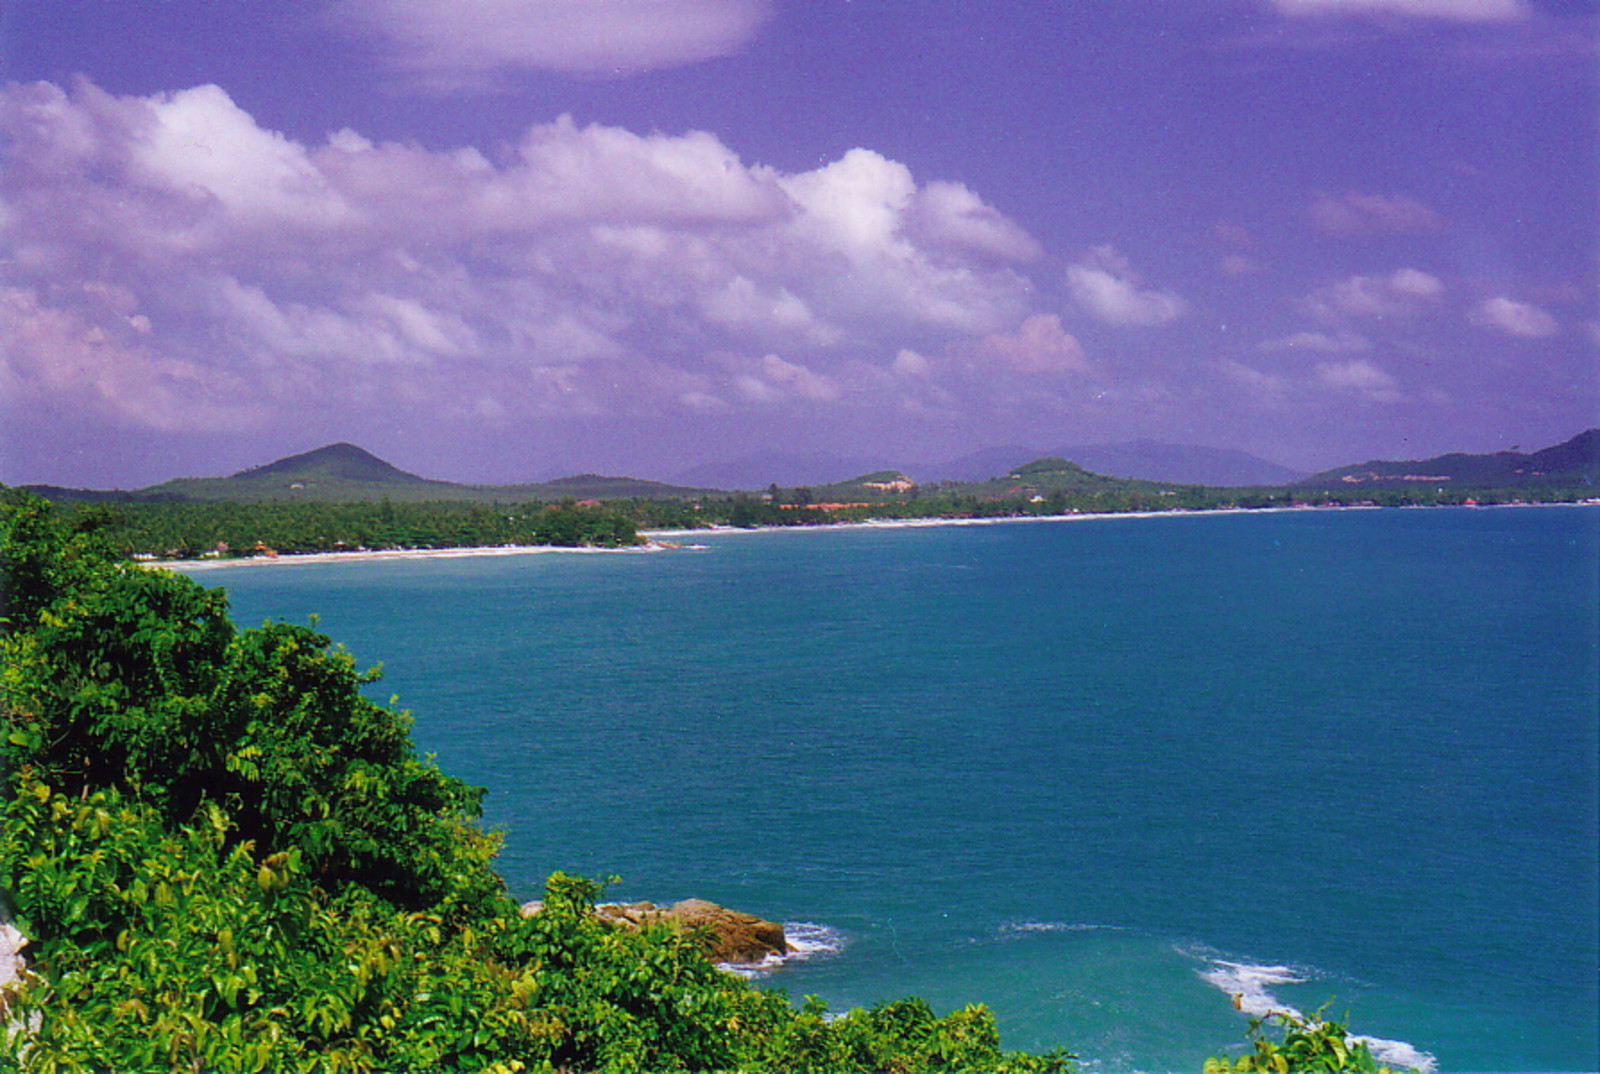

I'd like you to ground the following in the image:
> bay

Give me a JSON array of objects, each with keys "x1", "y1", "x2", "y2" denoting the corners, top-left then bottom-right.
[{"x1": 186, "y1": 506, "x2": 1600, "y2": 1072}]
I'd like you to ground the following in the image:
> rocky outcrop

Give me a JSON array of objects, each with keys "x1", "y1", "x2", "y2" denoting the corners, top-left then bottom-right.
[
  {"x1": 521, "y1": 897, "x2": 790, "y2": 965},
  {"x1": 597, "y1": 899, "x2": 790, "y2": 965}
]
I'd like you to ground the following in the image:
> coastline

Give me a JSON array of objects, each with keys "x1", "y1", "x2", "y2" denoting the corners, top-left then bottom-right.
[
  {"x1": 157, "y1": 500, "x2": 1593, "y2": 570},
  {"x1": 161, "y1": 540, "x2": 678, "y2": 571}
]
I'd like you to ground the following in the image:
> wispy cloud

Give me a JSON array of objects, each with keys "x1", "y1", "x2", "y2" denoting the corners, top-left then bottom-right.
[
  {"x1": 1309, "y1": 191, "x2": 1444, "y2": 235},
  {"x1": 1066, "y1": 247, "x2": 1188, "y2": 328},
  {"x1": 1472, "y1": 296, "x2": 1560, "y2": 338},
  {"x1": 1269, "y1": 0, "x2": 1529, "y2": 22},
  {"x1": 1315, "y1": 358, "x2": 1404, "y2": 402},
  {"x1": 328, "y1": 0, "x2": 773, "y2": 87}
]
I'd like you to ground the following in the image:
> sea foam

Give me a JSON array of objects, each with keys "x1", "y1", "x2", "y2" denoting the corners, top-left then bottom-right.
[
  {"x1": 1197, "y1": 957, "x2": 1437, "y2": 1074},
  {"x1": 720, "y1": 921, "x2": 845, "y2": 978}
]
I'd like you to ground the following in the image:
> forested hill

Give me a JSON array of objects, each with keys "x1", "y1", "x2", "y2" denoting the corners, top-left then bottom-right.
[
  {"x1": 228, "y1": 442, "x2": 437, "y2": 484},
  {"x1": 1298, "y1": 428, "x2": 1599, "y2": 489}
]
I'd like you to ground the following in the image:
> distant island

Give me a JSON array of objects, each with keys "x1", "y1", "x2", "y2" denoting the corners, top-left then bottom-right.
[{"x1": 11, "y1": 429, "x2": 1597, "y2": 561}]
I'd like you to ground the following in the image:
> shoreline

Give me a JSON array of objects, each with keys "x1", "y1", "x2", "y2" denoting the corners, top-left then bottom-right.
[
  {"x1": 158, "y1": 500, "x2": 1592, "y2": 570},
  {"x1": 161, "y1": 540, "x2": 677, "y2": 571}
]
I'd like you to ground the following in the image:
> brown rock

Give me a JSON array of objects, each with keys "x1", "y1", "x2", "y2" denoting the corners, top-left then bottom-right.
[{"x1": 593, "y1": 898, "x2": 790, "y2": 965}]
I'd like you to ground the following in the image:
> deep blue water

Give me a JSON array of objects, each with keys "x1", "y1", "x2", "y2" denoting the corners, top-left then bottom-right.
[{"x1": 185, "y1": 507, "x2": 1600, "y2": 1072}]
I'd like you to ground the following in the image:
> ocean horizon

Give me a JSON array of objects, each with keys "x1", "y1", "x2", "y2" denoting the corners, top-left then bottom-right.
[{"x1": 184, "y1": 505, "x2": 1600, "y2": 1072}]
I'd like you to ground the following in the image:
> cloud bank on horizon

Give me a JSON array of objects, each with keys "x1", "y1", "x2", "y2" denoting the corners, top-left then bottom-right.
[{"x1": 1, "y1": 0, "x2": 1594, "y2": 487}]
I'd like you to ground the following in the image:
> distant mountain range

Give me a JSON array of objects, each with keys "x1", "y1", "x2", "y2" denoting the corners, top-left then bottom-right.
[
  {"x1": 1045, "y1": 441, "x2": 1306, "y2": 487},
  {"x1": 19, "y1": 430, "x2": 1598, "y2": 504},
  {"x1": 669, "y1": 450, "x2": 898, "y2": 490},
  {"x1": 1297, "y1": 429, "x2": 1599, "y2": 489}
]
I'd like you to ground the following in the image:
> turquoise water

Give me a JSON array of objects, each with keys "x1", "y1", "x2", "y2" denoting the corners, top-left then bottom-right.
[{"x1": 188, "y1": 507, "x2": 1600, "y2": 1072}]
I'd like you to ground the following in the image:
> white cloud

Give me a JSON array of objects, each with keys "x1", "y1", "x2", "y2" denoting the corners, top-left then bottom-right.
[
  {"x1": 0, "y1": 285, "x2": 267, "y2": 432},
  {"x1": 1309, "y1": 191, "x2": 1444, "y2": 235},
  {"x1": 1258, "y1": 329, "x2": 1370, "y2": 353},
  {"x1": 0, "y1": 78, "x2": 1045, "y2": 433},
  {"x1": 965, "y1": 314, "x2": 1089, "y2": 376},
  {"x1": 1065, "y1": 247, "x2": 1188, "y2": 327},
  {"x1": 905, "y1": 181, "x2": 1043, "y2": 263},
  {"x1": 330, "y1": 0, "x2": 772, "y2": 87},
  {"x1": 699, "y1": 276, "x2": 838, "y2": 346},
  {"x1": 735, "y1": 354, "x2": 841, "y2": 404},
  {"x1": 134, "y1": 85, "x2": 353, "y2": 230},
  {"x1": 1270, "y1": 0, "x2": 1529, "y2": 21},
  {"x1": 1305, "y1": 268, "x2": 1444, "y2": 320},
  {"x1": 1316, "y1": 358, "x2": 1404, "y2": 402},
  {"x1": 891, "y1": 348, "x2": 932, "y2": 378},
  {"x1": 1472, "y1": 296, "x2": 1560, "y2": 338}
]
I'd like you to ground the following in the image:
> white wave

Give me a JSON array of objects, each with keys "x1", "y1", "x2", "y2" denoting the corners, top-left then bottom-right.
[
  {"x1": 1199, "y1": 958, "x2": 1310, "y2": 1020},
  {"x1": 719, "y1": 921, "x2": 845, "y2": 979},
  {"x1": 1195, "y1": 956, "x2": 1437, "y2": 1074},
  {"x1": 1355, "y1": 1034, "x2": 1439, "y2": 1074},
  {"x1": 999, "y1": 920, "x2": 1124, "y2": 936}
]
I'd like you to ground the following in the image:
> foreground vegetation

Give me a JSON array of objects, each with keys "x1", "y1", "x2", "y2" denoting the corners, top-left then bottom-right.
[{"x1": 0, "y1": 492, "x2": 1074, "y2": 1072}]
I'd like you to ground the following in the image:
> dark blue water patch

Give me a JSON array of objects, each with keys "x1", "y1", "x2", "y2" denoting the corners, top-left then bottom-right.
[{"x1": 193, "y1": 507, "x2": 1600, "y2": 1072}]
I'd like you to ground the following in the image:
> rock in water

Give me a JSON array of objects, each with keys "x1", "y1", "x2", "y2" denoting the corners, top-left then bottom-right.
[{"x1": 595, "y1": 899, "x2": 790, "y2": 965}]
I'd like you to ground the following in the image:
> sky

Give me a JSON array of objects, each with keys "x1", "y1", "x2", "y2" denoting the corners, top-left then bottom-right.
[{"x1": 1, "y1": 0, "x2": 1596, "y2": 488}]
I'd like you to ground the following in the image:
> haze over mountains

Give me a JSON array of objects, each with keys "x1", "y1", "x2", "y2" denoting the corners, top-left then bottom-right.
[
  {"x1": 674, "y1": 442, "x2": 1305, "y2": 489},
  {"x1": 19, "y1": 430, "x2": 1598, "y2": 504}
]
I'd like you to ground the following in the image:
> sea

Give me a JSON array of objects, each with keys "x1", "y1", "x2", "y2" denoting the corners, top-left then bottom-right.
[{"x1": 179, "y1": 506, "x2": 1600, "y2": 1073}]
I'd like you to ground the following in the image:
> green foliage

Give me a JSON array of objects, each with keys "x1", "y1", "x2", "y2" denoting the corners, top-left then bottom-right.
[
  {"x1": 1203, "y1": 1007, "x2": 1398, "y2": 1074},
  {"x1": 0, "y1": 494, "x2": 1073, "y2": 1072},
  {"x1": 47, "y1": 498, "x2": 641, "y2": 561},
  {"x1": 1, "y1": 499, "x2": 496, "y2": 913}
]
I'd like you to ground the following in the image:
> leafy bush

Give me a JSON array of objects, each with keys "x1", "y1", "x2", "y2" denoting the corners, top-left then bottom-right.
[{"x1": 1203, "y1": 1006, "x2": 1398, "y2": 1074}]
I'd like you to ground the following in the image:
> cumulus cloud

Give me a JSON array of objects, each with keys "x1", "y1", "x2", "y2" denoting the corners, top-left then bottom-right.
[
  {"x1": 0, "y1": 285, "x2": 268, "y2": 433},
  {"x1": 965, "y1": 314, "x2": 1089, "y2": 376},
  {"x1": 1270, "y1": 0, "x2": 1529, "y2": 21},
  {"x1": 0, "y1": 78, "x2": 1044, "y2": 434},
  {"x1": 905, "y1": 181, "x2": 1043, "y2": 263},
  {"x1": 1305, "y1": 267, "x2": 1444, "y2": 320},
  {"x1": 1065, "y1": 247, "x2": 1188, "y2": 327},
  {"x1": 735, "y1": 354, "x2": 841, "y2": 404},
  {"x1": 1472, "y1": 296, "x2": 1560, "y2": 338},
  {"x1": 1309, "y1": 191, "x2": 1444, "y2": 235},
  {"x1": 329, "y1": 0, "x2": 772, "y2": 87}
]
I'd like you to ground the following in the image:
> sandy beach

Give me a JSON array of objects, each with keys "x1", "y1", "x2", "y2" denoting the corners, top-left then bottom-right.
[{"x1": 160, "y1": 540, "x2": 680, "y2": 571}]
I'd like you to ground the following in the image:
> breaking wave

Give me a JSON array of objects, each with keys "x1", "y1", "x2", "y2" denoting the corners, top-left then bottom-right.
[
  {"x1": 720, "y1": 921, "x2": 845, "y2": 978},
  {"x1": 1197, "y1": 956, "x2": 1437, "y2": 1074}
]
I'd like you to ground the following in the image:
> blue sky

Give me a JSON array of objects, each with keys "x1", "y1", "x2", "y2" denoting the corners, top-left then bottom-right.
[{"x1": 2, "y1": 0, "x2": 1595, "y2": 486}]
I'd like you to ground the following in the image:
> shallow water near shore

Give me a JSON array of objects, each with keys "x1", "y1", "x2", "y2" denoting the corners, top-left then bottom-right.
[{"x1": 192, "y1": 506, "x2": 1600, "y2": 1072}]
